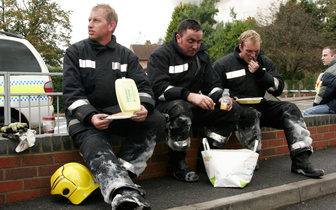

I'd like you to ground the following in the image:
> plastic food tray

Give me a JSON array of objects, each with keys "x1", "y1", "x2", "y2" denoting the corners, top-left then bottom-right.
[{"x1": 236, "y1": 97, "x2": 263, "y2": 104}]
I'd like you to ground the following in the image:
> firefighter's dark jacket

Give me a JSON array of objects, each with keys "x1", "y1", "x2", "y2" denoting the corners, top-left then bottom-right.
[
  {"x1": 213, "y1": 45, "x2": 285, "y2": 98},
  {"x1": 63, "y1": 35, "x2": 155, "y2": 136},
  {"x1": 147, "y1": 32, "x2": 223, "y2": 104}
]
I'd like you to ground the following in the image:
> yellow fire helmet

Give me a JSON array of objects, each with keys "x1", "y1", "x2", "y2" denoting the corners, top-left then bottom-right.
[{"x1": 50, "y1": 162, "x2": 99, "y2": 205}]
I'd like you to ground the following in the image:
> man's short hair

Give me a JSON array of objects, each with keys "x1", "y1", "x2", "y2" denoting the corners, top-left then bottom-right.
[
  {"x1": 92, "y1": 4, "x2": 118, "y2": 32},
  {"x1": 239, "y1": 30, "x2": 262, "y2": 48},
  {"x1": 177, "y1": 19, "x2": 202, "y2": 37},
  {"x1": 323, "y1": 46, "x2": 336, "y2": 56}
]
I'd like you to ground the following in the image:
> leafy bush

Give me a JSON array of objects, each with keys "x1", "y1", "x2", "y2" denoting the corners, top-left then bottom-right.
[{"x1": 301, "y1": 74, "x2": 318, "y2": 90}]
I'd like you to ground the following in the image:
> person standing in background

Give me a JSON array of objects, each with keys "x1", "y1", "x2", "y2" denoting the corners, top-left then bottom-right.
[{"x1": 304, "y1": 46, "x2": 336, "y2": 116}]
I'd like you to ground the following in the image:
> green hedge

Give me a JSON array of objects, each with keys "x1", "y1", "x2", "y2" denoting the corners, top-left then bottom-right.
[{"x1": 285, "y1": 74, "x2": 317, "y2": 91}]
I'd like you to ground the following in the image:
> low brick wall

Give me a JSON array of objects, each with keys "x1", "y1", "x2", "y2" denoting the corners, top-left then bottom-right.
[{"x1": 1, "y1": 114, "x2": 336, "y2": 204}]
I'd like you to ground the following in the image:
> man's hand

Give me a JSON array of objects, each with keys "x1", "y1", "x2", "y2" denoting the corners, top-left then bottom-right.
[
  {"x1": 131, "y1": 105, "x2": 148, "y2": 122},
  {"x1": 248, "y1": 60, "x2": 260, "y2": 73},
  {"x1": 91, "y1": 114, "x2": 112, "y2": 130},
  {"x1": 218, "y1": 97, "x2": 234, "y2": 111},
  {"x1": 187, "y1": 92, "x2": 215, "y2": 110}
]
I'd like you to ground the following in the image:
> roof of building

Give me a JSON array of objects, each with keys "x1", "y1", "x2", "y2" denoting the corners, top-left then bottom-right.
[{"x1": 130, "y1": 40, "x2": 160, "y2": 61}]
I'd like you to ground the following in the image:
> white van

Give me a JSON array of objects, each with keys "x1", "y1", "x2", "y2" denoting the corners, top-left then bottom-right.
[{"x1": 0, "y1": 31, "x2": 54, "y2": 129}]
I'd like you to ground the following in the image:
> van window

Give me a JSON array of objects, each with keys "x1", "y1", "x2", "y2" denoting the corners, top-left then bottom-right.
[{"x1": 0, "y1": 39, "x2": 41, "y2": 72}]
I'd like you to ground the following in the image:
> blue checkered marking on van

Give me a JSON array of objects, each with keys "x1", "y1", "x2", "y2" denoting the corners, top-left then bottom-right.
[
  {"x1": 0, "y1": 80, "x2": 47, "y2": 86},
  {"x1": 0, "y1": 80, "x2": 46, "y2": 86},
  {"x1": 0, "y1": 96, "x2": 50, "y2": 103},
  {"x1": 0, "y1": 80, "x2": 50, "y2": 102},
  {"x1": 11, "y1": 80, "x2": 46, "y2": 85}
]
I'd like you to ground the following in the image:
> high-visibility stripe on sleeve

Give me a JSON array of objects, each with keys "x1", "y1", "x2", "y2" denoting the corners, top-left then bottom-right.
[
  {"x1": 158, "y1": 85, "x2": 174, "y2": 101},
  {"x1": 68, "y1": 99, "x2": 90, "y2": 113}
]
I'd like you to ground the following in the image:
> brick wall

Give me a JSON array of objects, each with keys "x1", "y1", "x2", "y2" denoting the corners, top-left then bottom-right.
[{"x1": 1, "y1": 114, "x2": 336, "y2": 204}]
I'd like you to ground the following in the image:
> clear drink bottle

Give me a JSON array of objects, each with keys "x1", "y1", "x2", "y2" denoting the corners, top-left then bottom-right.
[{"x1": 220, "y1": 89, "x2": 230, "y2": 110}]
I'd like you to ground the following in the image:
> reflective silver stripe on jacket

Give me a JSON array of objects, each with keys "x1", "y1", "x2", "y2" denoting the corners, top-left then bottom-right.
[
  {"x1": 79, "y1": 59, "x2": 95, "y2": 69},
  {"x1": 68, "y1": 99, "x2": 90, "y2": 114},
  {"x1": 169, "y1": 63, "x2": 189, "y2": 74},
  {"x1": 267, "y1": 78, "x2": 280, "y2": 92},
  {"x1": 226, "y1": 69, "x2": 246, "y2": 79},
  {"x1": 68, "y1": 118, "x2": 80, "y2": 131},
  {"x1": 158, "y1": 85, "x2": 174, "y2": 101},
  {"x1": 139, "y1": 92, "x2": 153, "y2": 99},
  {"x1": 112, "y1": 62, "x2": 128, "y2": 72},
  {"x1": 208, "y1": 87, "x2": 222, "y2": 97},
  {"x1": 205, "y1": 128, "x2": 228, "y2": 144}
]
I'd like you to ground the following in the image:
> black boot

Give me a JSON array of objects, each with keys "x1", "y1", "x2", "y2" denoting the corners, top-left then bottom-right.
[
  {"x1": 111, "y1": 188, "x2": 151, "y2": 210},
  {"x1": 291, "y1": 152, "x2": 324, "y2": 178},
  {"x1": 196, "y1": 144, "x2": 206, "y2": 173},
  {"x1": 167, "y1": 149, "x2": 199, "y2": 182}
]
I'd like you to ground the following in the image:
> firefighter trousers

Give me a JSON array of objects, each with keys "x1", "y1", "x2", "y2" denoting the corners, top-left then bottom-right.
[
  {"x1": 73, "y1": 110, "x2": 165, "y2": 203},
  {"x1": 156, "y1": 99, "x2": 241, "y2": 152},
  {"x1": 236, "y1": 100, "x2": 313, "y2": 158}
]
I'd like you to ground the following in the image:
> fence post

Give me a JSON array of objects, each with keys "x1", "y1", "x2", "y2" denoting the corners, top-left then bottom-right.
[{"x1": 4, "y1": 72, "x2": 11, "y2": 125}]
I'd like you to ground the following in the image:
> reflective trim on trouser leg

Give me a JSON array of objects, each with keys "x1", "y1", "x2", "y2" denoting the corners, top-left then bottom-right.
[
  {"x1": 118, "y1": 136, "x2": 157, "y2": 177},
  {"x1": 168, "y1": 137, "x2": 190, "y2": 151},
  {"x1": 205, "y1": 128, "x2": 229, "y2": 148},
  {"x1": 119, "y1": 158, "x2": 136, "y2": 176},
  {"x1": 283, "y1": 112, "x2": 313, "y2": 157}
]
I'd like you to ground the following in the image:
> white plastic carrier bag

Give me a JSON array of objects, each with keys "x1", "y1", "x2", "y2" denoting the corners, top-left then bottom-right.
[{"x1": 201, "y1": 138, "x2": 259, "y2": 188}]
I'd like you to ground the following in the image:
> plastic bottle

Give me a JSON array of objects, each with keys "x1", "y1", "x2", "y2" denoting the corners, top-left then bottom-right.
[{"x1": 220, "y1": 89, "x2": 230, "y2": 110}]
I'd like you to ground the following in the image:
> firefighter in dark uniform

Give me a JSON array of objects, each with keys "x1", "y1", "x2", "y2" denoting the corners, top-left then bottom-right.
[
  {"x1": 147, "y1": 19, "x2": 241, "y2": 183},
  {"x1": 213, "y1": 30, "x2": 324, "y2": 178},
  {"x1": 62, "y1": 4, "x2": 165, "y2": 209}
]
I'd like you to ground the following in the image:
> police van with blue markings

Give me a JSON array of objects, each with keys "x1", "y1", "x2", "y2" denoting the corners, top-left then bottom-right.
[{"x1": 0, "y1": 31, "x2": 54, "y2": 129}]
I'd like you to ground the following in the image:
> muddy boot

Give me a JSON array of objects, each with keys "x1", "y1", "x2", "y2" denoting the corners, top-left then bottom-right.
[
  {"x1": 196, "y1": 144, "x2": 206, "y2": 173},
  {"x1": 167, "y1": 149, "x2": 199, "y2": 182},
  {"x1": 291, "y1": 151, "x2": 325, "y2": 178},
  {"x1": 111, "y1": 188, "x2": 150, "y2": 210}
]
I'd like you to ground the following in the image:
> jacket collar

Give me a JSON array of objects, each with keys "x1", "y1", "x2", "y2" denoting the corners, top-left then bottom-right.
[{"x1": 88, "y1": 35, "x2": 117, "y2": 49}]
